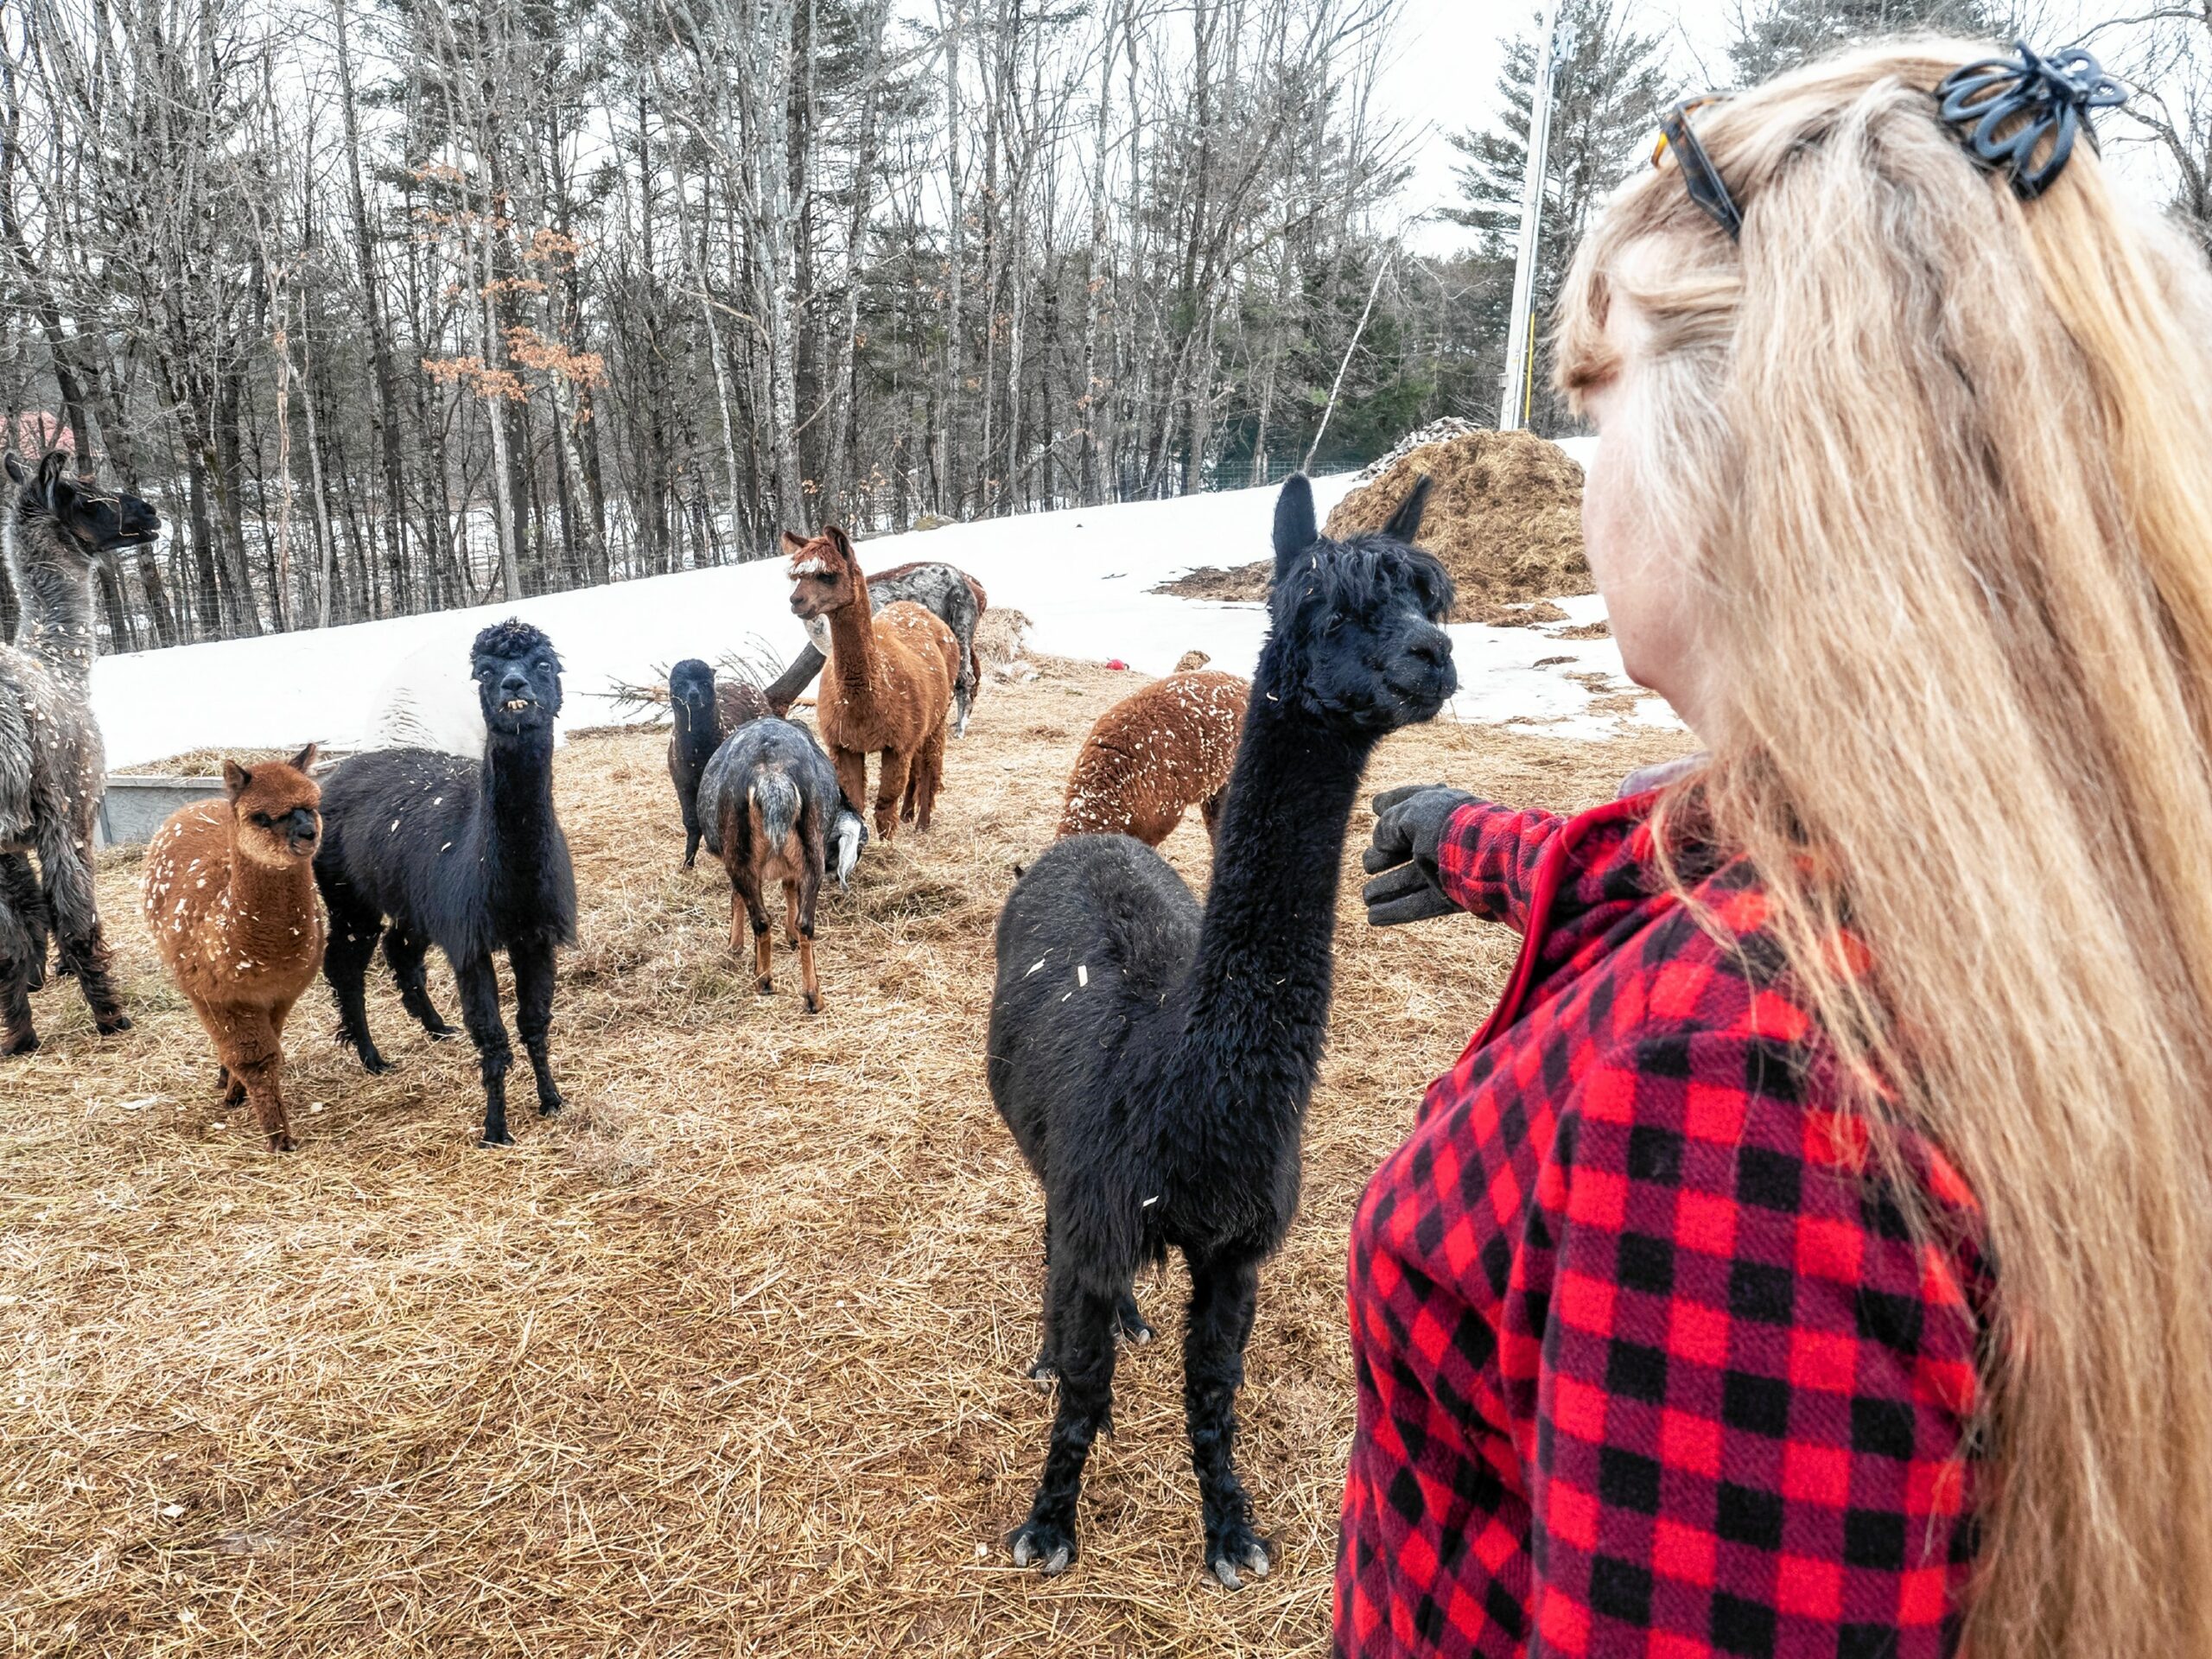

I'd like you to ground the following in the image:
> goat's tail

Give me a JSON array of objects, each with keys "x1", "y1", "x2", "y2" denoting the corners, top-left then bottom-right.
[{"x1": 750, "y1": 768, "x2": 801, "y2": 850}]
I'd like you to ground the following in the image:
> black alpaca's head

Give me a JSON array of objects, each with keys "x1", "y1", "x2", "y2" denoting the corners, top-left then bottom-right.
[
  {"x1": 5, "y1": 448, "x2": 160, "y2": 574},
  {"x1": 473, "y1": 619, "x2": 563, "y2": 740},
  {"x1": 670, "y1": 658, "x2": 715, "y2": 732},
  {"x1": 1262, "y1": 474, "x2": 1456, "y2": 734}
]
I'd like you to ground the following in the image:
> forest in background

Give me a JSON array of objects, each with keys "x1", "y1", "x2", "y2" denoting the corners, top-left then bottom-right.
[{"x1": 0, "y1": 0, "x2": 2187, "y2": 650}]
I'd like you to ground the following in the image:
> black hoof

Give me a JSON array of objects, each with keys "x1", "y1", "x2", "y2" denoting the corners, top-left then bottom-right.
[
  {"x1": 1028, "y1": 1355, "x2": 1058, "y2": 1389},
  {"x1": 3, "y1": 1030, "x2": 37, "y2": 1056},
  {"x1": 425, "y1": 1026, "x2": 456, "y2": 1043},
  {"x1": 480, "y1": 1128, "x2": 515, "y2": 1147},
  {"x1": 360, "y1": 1052, "x2": 393, "y2": 1077},
  {"x1": 269, "y1": 1132, "x2": 297, "y2": 1153},
  {"x1": 537, "y1": 1094, "x2": 566, "y2": 1118},
  {"x1": 755, "y1": 976, "x2": 773, "y2": 995},
  {"x1": 802, "y1": 993, "x2": 821, "y2": 1015},
  {"x1": 1116, "y1": 1300, "x2": 1154, "y2": 1347},
  {"x1": 1009, "y1": 1518, "x2": 1076, "y2": 1576},
  {"x1": 97, "y1": 1013, "x2": 132, "y2": 1034},
  {"x1": 1207, "y1": 1522, "x2": 1271, "y2": 1590}
]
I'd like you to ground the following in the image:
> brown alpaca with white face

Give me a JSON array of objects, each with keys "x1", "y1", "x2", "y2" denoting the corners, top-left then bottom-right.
[
  {"x1": 142, "y1": 747, "x2": 327, "y2": 1151},
  {"x1": 785, "y1": 527, "x2": 960, "y2": 840}
]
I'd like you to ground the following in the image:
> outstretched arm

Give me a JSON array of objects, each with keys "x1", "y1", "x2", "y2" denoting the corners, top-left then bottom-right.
[{"x1": 1361, "y1": 785, "x2": 1564, "y2": 931}]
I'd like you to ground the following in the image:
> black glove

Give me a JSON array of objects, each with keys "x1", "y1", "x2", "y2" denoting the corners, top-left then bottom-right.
[{"x1": 1361, "y1": 785, "x2": 1480, "y2": 925}]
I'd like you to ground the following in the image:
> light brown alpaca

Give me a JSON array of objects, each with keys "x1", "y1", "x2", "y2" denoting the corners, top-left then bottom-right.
[
  {"x1": 141, "y1": 747, "x2": 326, "y2": 1151},
  {"x1": 785, "y1": 526, "x2": 959, "y2": 841},
  {"x1": 1058, "y1": 671, "x2": 1250, "y2": 847}
]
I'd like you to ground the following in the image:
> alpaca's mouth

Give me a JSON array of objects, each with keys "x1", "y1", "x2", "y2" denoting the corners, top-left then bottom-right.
[{"x1": 502, "y1": 698, "x2": 531, "y2": 712}]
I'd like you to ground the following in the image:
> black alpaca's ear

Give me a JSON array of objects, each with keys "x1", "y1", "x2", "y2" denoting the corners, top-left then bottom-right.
[
  {"x1": 1383, "y1": 474, "x2": 1433, "y2": 545},
  {"x1": 3, "y1": 451, "x2": 24, "y2": 485},
  {"x1": 781, "y1": 530, "x2": 810, "y2": 556},
  {"x1": 37, "y1": 450, "x2": 73, "y2": 518},
  {"x1": 289, "y1": 743, "x2": 319, "y2": 772},
  {"x1": 1273, "y1": 474, "x2": 1317, "y2": 581},
  {"x1": 223, "y1": 760, "x2": 253, "y2": 801}
]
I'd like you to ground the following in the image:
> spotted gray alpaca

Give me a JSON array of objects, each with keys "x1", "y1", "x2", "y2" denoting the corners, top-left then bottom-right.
[
  {"x1": 763, "y1": 560, "x2": 987, "y2": 736},
  {"x1": 0, "y1": 449, "x2": 160, "y2": 1053}
]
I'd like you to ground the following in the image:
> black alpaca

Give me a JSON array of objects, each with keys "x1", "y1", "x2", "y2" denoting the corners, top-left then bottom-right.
[
  {"x1": 667, "y1": 658, "x2": 776, "y2": 870},
  {"x1": 986, "y1": 474, "x2": 1453, "y2": 1586},
  {"x1": 315, "y1": 620, "x2": 578, "y2": 1147}
]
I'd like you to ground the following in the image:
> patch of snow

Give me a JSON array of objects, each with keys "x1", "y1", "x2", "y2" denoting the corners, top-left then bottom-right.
[{"x1": 90, "y1": 467, "x2": 1659, "y2": 764}]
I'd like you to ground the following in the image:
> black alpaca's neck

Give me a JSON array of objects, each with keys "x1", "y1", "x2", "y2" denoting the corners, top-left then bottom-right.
[
  {"x1": 674, "y1": 700, "x2": 720, "y2": 780},
  {"x1": 1171, "y1": 663, "x2": 1374, "y2": 1132},
  {"x1": 7, "y1": 525, "x2": 97, "y2": 689},
  {"x1": 481, "y1": 726, "x2": 557, "y2": 872}
]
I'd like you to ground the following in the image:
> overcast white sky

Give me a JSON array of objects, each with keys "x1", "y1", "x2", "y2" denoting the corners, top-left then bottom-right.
[{"x1": 1376, "y1": 0, "x2": 2159, "y2": 256}]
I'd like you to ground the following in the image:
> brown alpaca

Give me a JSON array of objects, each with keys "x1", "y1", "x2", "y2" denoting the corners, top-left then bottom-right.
[
  {"x1": 785, "y1": 526, "x2": 960, "y2": 841},
  {"x1": 1058, "y1": 671, "x2": 1250, "y2": 847},
  {"x1": 142, "y1": 747, "x2": 326, "y2": 1151}
]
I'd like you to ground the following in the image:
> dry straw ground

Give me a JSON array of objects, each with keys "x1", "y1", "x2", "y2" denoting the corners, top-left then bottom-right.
[{"x1": 0, "y1": 658, "x2": 1690, "y2": 1656}]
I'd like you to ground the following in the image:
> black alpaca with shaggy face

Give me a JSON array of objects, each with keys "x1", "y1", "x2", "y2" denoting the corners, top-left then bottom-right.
[
  {"x1": 986, "y1": 474, "x2": 1452, "y2": 1586},
  {"x1": 314, "y1": 620, "x2": 578, "y2": 1146},
  {"x1": 669, "y1": 658, "x2": 722, "y2": 870}
]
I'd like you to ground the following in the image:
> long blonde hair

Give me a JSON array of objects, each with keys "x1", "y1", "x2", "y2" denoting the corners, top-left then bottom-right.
[{"x1": 1555, "y1": 42, "x2": 2212, "y2": 1657}]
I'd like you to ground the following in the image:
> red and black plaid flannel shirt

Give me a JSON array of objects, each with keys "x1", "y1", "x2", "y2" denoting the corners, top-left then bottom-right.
[{"x1": 1336, "y1": 792, "x2": 1989, "y2": 1658}]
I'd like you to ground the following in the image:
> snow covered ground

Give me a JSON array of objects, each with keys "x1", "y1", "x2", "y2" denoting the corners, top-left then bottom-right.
[{"x1": 89, "y1": 465, "x2": 1672, "y2": 769}]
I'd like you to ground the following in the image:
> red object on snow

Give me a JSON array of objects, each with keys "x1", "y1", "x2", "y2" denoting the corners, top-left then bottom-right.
[{"x1": 1105, "y1": 658, "x2": 1128, "y2": 670}]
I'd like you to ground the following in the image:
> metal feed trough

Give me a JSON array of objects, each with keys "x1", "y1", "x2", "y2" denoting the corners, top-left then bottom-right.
[{"x1": 96, "y1": 774, "x2": 226, "y2": 849}]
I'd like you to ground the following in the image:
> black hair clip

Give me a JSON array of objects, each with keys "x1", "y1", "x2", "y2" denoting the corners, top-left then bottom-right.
[{"x1": 1936, "y1": 42, "x2": 2126, "y2": 200}]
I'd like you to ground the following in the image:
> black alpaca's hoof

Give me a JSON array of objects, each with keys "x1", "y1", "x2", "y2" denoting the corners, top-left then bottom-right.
[
  {"x1": 1027, "y1": 1355, "x2": 1058, "y2": 1389},
  {"x1": 480, "y1": 1128, "x2": 515, "y2": 1148},
  {"x1": 359, "y1": 1052, "x2": 394, "y2": 1076},
  {"x1": 97, "y1": 1012, "x2": 132, "y2": 1034},
  {"x1": 425, "y1": 1024, "x2": 456, "y2": 1043},
  {"x1": 537, "y1": 1093, "x2": 565, "y2": 1118},
  {"x1": 1010, "y1": 1519, "x2": 1076, "y2": 1576},
  {"x1": 1207, "y1": 1522, "x2": 1271, "y2": 1590},
  {"x1": 1116, "y1": 1299, "x2": 1154, "y2": 1347},
  {"x1": 3, "y1": 1031, "x2": 37, "y2": 1056}
]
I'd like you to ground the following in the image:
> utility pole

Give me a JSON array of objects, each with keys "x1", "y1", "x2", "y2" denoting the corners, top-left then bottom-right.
[{"x1": 1499, "y1": 0, "x2": 1567, "y2": 432}]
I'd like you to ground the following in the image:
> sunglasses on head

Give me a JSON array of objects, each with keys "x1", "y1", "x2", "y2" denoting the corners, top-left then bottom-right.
[{"x1": 1650, "y1": 95, "x2": 1742, "y2": 240}]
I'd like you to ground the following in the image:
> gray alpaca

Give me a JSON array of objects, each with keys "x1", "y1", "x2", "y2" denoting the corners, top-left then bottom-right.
[
  {"x1": 0, "y1": 449, "x2": 159, "y2": 1052},
  {"x1": 763, "y1": 560, "x2": 987, "y2": 735}
]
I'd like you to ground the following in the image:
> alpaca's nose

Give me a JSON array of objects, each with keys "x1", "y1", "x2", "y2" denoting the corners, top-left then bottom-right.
[{"x1": 1407, "y1": 627, "x2": 1452, "y2": 668}]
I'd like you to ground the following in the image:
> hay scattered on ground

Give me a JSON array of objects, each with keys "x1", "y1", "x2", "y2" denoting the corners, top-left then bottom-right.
[
  {"x1": 1554, "y1": 619, "x2": 1611, "y2": 639},
  {"x1": 3, "y1": 660, "x2": 1692, "y2": 1656},
  {"x1": 1471, "y1": 600, "x2": 1571, "y2": 629},
  {"x1": 1150, "y1": 563, "x2": 1270, "y2": 602},
  {"x1": 974, "y1": 607, "x2": 1033, "y2": 678},
  {"x1": 1325, "y1": 429, "x2": 1591, "y2": 623}
]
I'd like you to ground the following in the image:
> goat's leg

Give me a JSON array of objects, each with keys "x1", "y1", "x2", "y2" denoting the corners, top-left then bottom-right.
[
  {"x1": 1183, "y1": 1249, "x2": 1269, "y2": 1588},
  {"x1": 788, "y1": 879, "x2": 820, "y2": 1014},
  {"x1": 508, "y1": 934, "x2": 565, "y2": 1119},
  {"x1": 321, "y1": 893, "x2": 391, "y2": 1073},
  {"x1": 384, "y1": 925, "x2": 454, "y2": 1039},
  {"x1": 0, "y1": 854, "x2": 48, "y2": 990},
  {"x1": 732, "y1": 870, "x2": 772, "y2": 994},
  {"x1": 222, "y1": 1006, "x2": 296, "y2": 1153},
  {"x1": 36, "y1": 820, "x2": 126, "y2": 1033},
  {"x1": 1009, "y1": 1262, "x2": 1120, "y2": 1577},
  {"x1": 681, "y1": 823, "x2": 702, "y2": 871},
  {"x1": 873, "y1": 750, "x2": 911, "y2": 842},
  {"x1": 450, "y1": 952, "x2": 516, "y2": 1147}
]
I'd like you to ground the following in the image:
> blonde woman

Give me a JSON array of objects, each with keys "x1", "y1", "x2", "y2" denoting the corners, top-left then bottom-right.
[{"x1": 1342, "y1": 41, "x2": 2212, "y2": 1659}]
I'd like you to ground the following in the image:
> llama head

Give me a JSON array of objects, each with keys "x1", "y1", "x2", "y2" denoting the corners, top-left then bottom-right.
[
  {"x1": 1261, "y1": 474, "x2": 1456, "y2": 734},
  {"x1": 670, "y1": 658, "x2": 716, "y2": 733},
  {"x1": 472, "y1": 619, "x2": 564, "y2": 740},
  {"x1": 3, "y1": 448, "x2": 159, "y2": 581},
  {"x1": 223, "y1": 744, "x2": 322, "y2": 868},
  {"x1": 784, "y1": 527, "x2": 862, "y2": 622}
]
